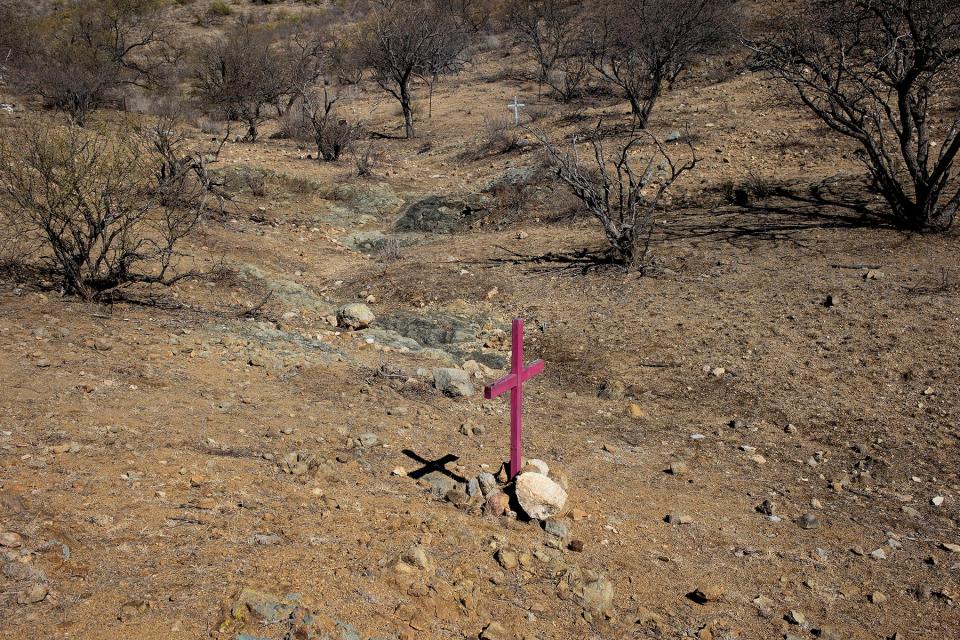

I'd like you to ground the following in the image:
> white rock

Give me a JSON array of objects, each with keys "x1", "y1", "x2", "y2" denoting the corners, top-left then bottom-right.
[
  {"x1": 336, "y1": 303, "x2": 375, "y2": 330},
  {"x1": 525, "y1": 459, "x2": 549, "y2": 475},
  {"x1": 932, "y1": 495, "x2": 945, "y2": 507},
  {"x1": 515, "y1": 472, "x2": 567, "y2": 520}
]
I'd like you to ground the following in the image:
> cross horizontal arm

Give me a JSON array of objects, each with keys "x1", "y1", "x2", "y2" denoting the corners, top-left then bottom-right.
[
  {"x1": 484, "y1": 372, "x2": 517, "y2": 399},
  {"x1": 523, "y1": 359, "x2": 545, "y2": 380}
]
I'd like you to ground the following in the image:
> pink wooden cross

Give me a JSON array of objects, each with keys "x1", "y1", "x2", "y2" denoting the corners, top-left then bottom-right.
[{"x1": 484, "y1": 318, "x2": 545, "y2": 480}]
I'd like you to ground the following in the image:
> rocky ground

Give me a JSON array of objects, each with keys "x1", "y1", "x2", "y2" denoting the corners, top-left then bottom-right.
[{"x1": 2, "y1": 4, "x2": 960, "y2": 639}]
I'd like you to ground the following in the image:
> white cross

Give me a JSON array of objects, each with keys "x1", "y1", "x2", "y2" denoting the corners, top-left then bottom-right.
[{"x1": 507, "y1": 96, "x2": 526, "y2": 125}]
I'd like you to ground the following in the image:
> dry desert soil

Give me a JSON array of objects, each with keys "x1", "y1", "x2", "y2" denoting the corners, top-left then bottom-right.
[{"x1": 1, "y1": 2, "x2": 959, "y2": 640}]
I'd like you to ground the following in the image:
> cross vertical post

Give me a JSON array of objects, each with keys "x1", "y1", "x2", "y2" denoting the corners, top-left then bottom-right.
[
  {"x1": 484, "y1": 318, "x2": 545, "y2": 480},
  {"x1": 507, "y1": 96, "x2": 526, "y2": 126}
]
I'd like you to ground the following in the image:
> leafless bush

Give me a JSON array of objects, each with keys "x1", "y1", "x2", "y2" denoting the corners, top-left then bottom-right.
[
  {"x1": 483, "y1": 116, "x2": 521, "y2": 153},
  {"x1": 8, "y1": 0, "x2": 178, "y2": 127},
  {"x1": 287, "y1": 87, "x2": 362, "y2": 161},
  {"x1": 750, "y1": 0, "x2": 960, "y2": 231},
  {"x1": 588, "y1": 0, "x2": 739, "y2": 127},
  {"x1": 245, "y1": 172, "x2": 267, "y2": 197},
  {"x1": 505, "y1": 0, "x2": 589, "y2": 102},
  {"x1": 356, "y1": 144, "x2": 379, "y2": 176},
  {"x1": 0, "y1": 118, "x2": 212, "y2": 299},
  {"x1": 492, "y1": 183, "x2": 533, "y2": 218},
  {"x1": 535, "y1": 123, "x2": 697, "y2": 269},
  {"x1": 744, "y1": 170, "x2": 775, "y2": 199},
  {"x1": 375, "y1": 237, "x2": 405, "y2": 261}
]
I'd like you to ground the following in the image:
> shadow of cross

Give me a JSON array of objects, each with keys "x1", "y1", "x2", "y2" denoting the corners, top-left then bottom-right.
[{"x1": 402, "y1": 449, "x2": 467, "y2": 484}]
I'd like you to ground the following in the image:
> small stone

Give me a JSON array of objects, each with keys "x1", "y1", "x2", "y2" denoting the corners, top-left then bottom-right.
[
  {"x1": 477, "y1": 472, "x2": 497, "y2": 496},
  {"x1": 869, "y1": 591, "x2": 887, "y2": 604},
  {"x1": 824, "y1": 294, "x2": 838, "y2": 307},
  {"x1": 665, "y1": 513, "x2": 693, "y2": 525},
  {"x1": 750, "y1": 454, "x2": 767, "y2": 465},
  {"x1": 598, "y1": 379, "x2": 626, "y2": 400},
  {"x1": 932, "y1": 495, "x2": 945, "y2": 507},
  {"x1": 810, "y1": 498, "x2": 823, "y2": 509},
  {"x1": 798, "y1": 513, "x2": 820, "y2": 530},
  {"x1": 357, "y1": 432, "x2": 379, "y2": 448},
  {"x1": 568, "y1": 539, "x2": 584, "y2": 552},
  {"x1": 515, "y1": 472, "x2": 567, "y2": 520},
  {"x1": 864, "y1": 269, "x2": 884, "y2": 280},
  {"x1": 627, "y1": 404, "x2": 646, "y2": 420},
  {"x1": 401, "y1": 546, "x2": 432, "y2": 572},
  {"x1": 496, "y1": 549, "x2": 518, "y2": 570},
  {"x1": 570, "y1": 508, "x2": 587, "y2": 522},
  {"x1": 467, "y1": 477, "x2": 481, "y2": 497},
  {"x1": 336, "y1": 303, "x2": 375, "y2": 329},
  {"x1": 668, "y1": 461, "x2": 688, "y2": 475},
  {"x1": 433, "y1": 368, "x2": 475, "y2": 397},
  {"x1": 17, "y1": 583, "x2": 48, "y2": 604},
  {"x1": 940, "y1": 542, "x2": 960, "y2": 554},
  {"x1": 445, "y1": 486, "x2": 470, "y2": 507},
  {"x1": 480, "y1": 621, "x2": 510, "y2": 640},
  {"x1": 785, "y1": 609, "x2": 806, "y2": 625},
  {"x1": 544, "y1": 520, "x2": 568, "y2": 539},
  {"x1": 0, "y1": 532, "x2": 23, "y2": 548},
  {"x1": 870, "y1": 548, "x2": 887, "y2": 560},
  {"x1": 35, "y1": 358, "x2": 50, "y2": 368},
  {"x1": 689, "y1": 585, "x2": 723, "y2": 604},
  {"x1": 602, "y1": 443, "x2": 618, "y2": 454},
  {"x1": 391, "y1": 466, "x2": 407, "y2": 476},
  {"x1": 118, "y1": 599, "x2": 150, "y2": 621},
  {"x1": 756, "y1": 500, "x2": 775, "y2": 516},
  {"x1": 710, "y1": 367, "x2": 726, "y2": 377},
  {"x1": 485, "y1": 491, "x2": 509, "y2": 517}
]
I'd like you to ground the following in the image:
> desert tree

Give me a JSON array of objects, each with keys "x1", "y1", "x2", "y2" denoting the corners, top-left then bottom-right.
[
  {"x1": 505, "y1": 0, "x2": 589, "y2": 102},
  {"x1": 588, "y1": 0, "x2": 738, "y2": 127},
  {"x1": 193, "y1": 22, "x2": 290, "y2": 142},
  {"x1": 357, "y1": 0, "x2": 467, "y2": 138},
  {"x1": 535, "y1": 123, "x2": 697, "y2": 269},
  {"x1": 0, "y1": 118, "x2": 212, "y2": 299},
  {"x1": 9, "y1": 0, "x2": 177, "y2": 127},
  {"x1": 751, "y1": 0, "x2": 960, "y2": 231}
]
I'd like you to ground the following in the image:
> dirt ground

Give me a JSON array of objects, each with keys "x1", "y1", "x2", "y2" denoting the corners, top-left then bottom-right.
[{"x1": 1, "y1": 3, "x2": 959, "y2": 639}]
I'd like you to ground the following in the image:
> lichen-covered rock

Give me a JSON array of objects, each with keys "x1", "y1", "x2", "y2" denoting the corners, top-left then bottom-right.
[{"x1": 515, "y1": 472, "x2": 567, "y2": 520}]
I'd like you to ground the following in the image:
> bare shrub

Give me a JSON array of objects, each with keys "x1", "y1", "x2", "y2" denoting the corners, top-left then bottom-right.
[
  {"x1": 287, "y1": 87, "x2": 362, "y2": 161},
  {"x1": 750, "y1": 0, "x2": 960, "y2": 231},
  {"x1": 356, "y1": 145, "x2": 377, "y2": 177},
  {"x1": 375, "y1": 237, "x2": 405, "y2": 261},
  {"x1": 0, "y1": 118, "x2": 211, "y2": 299},
  {"x1": 588, "y1": 0, "x2": 739, "y2": 127},
  {"x1": 505, "y1": 0, "x2": 589, "y2": 102},
  {"x1": 245, "y1": 172, "x2": 267, "y2": 197},
  {"x1": 483, "y1": 116, "x2": 521, "y2": 153},
  {"x1": 535, "y1": 123, "x2": 697, "y2": 269},
  {"x1": 8, "y1": 0, "x2": 178, "y2": 127}
]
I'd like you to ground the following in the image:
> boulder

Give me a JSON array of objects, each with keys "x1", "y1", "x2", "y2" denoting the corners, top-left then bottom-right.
[
  {"x1": 515, "y1": 472, "x2": 567, "y2": 520},
  {"x1": 433, "y1": 368, "x2": 475, "y2": 397},
  {"x1": 393, "y1": 196, "x2": 484, "y2": 234},
  {"x1": 336, "y1": 303, "x2": 375, "y2": 330}
]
